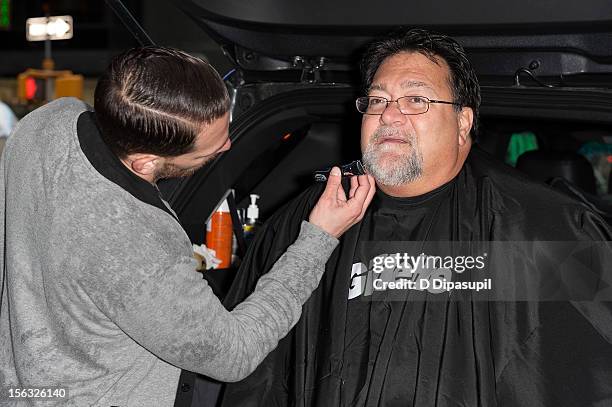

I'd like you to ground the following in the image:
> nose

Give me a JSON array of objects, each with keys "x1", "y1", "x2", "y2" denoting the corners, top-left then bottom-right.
[{"x1": 379, "y1": 100, "x2": 407, "y2": 126}]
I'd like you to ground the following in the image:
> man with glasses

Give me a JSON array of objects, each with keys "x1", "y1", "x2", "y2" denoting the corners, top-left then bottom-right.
[{"x1": 219, "y1": 29, "x2": 612, "y2": 407}]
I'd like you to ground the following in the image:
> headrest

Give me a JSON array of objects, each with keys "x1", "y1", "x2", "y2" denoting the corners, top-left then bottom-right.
[{"x1": 516, "y1": 150, "x2": 597, "y2": 194}]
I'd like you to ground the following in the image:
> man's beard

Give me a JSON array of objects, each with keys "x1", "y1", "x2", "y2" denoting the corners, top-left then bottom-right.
[
  {"x1": 155, "y1": 163, "x2": 199, "y2": 180},
  {"x1": 362, "y1": 127, "x2": 423, "y2": 186},
  {"x1": 154, "y1": 155, "x2": 216, "y2": 181}
]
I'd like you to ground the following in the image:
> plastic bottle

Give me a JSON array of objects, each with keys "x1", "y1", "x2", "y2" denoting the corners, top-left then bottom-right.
[
  {"x1": 206, "y1": 199, "x2": 233, "y2": 269},
  {"x1": 243, "y1": 194, "x2": 261, "y2": 246}
]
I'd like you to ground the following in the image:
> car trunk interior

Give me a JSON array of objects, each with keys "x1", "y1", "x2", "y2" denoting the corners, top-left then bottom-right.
[
  {"x1": 160, "y1": 86, "x2": 612, "y2": 247},
  {"x1": 162, "y1": 0, "x2": 612, "y2": 251},
  {"x1": 153, "y1": 0, "x2": 612, "y2": 300}
]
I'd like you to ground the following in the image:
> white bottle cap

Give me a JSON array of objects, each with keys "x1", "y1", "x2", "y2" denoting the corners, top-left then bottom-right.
[{"x1": 247, "y1": 194, "x2": 260, "y2": 223}]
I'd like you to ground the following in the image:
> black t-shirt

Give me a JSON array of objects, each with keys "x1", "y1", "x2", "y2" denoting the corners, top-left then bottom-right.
[{"x1": 341, "y1": 179, "x2": 455, "y2": 405}]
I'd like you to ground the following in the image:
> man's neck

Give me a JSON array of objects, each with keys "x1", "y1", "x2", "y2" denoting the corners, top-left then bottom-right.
[
  {"x1": 378, "y1": 154, "x2": 468, "y2": 197},
  {"x1": 378, "y1": 177, "x2": 451, "y2": 197}
]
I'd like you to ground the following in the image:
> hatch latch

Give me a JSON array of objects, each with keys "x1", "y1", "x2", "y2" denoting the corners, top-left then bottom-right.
[
  {"x1": 514, "y1": 60, "x2": 559, "y2": 88},
  {"x1": 293, "y1": 56, "x2": 326, "y2": 83}
]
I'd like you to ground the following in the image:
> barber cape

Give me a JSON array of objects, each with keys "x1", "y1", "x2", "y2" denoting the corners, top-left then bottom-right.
[{"x1": 221, "y1": 148, "x2": 612, "y2": 407}]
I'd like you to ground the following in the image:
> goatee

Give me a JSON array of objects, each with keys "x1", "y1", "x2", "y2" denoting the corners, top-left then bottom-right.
[{"x1": 362, "y1": 127, "x2": 423, "y2": 186}]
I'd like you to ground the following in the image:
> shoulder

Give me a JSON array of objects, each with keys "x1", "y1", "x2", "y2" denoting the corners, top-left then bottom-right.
[
  {"x1": 467, "y1": 148, "x2": 610, "y2": 238},
  {"x1": 18, "y1": 97, "x2": 89, "y2": 128},
  {"x1": 6, "y1": 98, "x2": 90, "y2": 155},
  {"x1": 469, "y1": 147, "x2": 587, "y2": 210},
  {"x1": 264, "y1": 183, "x2": 325, "y2": 232}
]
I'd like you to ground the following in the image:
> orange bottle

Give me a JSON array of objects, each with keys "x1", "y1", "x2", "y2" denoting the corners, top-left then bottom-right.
[{"x1": 206, "y1": 199, "x2": 233, "y2": 269}]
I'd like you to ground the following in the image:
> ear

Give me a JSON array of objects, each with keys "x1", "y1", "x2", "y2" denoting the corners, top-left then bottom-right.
[
  {"x1": 127, "y1": 153, "x2": 162, "y2": 177},
  {"x1": 457, "y1": 107, "x2": 474, "y2": 147}
]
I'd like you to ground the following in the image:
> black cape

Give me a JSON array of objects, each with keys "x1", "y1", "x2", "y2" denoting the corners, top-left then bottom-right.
[{"x1": 220, "y1": 148, "x2": 612, "y2": 407}]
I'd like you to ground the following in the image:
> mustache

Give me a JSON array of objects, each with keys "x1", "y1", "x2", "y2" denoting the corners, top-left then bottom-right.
[{"x1": 371, "y1": 127, "x2": 411, "y2": 144}]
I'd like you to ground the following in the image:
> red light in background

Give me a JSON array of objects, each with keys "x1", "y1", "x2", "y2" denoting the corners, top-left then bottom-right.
[
  {"x1": 607, "y1": 155, "x2": 612, "y2": 163},
  {"x1": 25, "y1": 77, "x2": 37, "y2": 100},
  {"x1": 282, "y1": 133, "x2": 292, "y2": 141}
]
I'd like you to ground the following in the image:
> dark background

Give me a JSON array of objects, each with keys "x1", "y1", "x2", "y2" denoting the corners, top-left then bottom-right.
[{"x1": 0, "y1": 0, "x2": 233, "y2": 77}]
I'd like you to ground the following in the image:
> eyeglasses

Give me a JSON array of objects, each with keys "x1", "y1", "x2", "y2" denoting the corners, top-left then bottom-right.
[{"x1": 355, "y1": 95, "x2": 460, "y2": 115}]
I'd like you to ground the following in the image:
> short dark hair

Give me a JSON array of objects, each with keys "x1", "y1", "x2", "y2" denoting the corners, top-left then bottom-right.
[
  {"x1": 94, "y1": 46, "x2": 230, "y2": 158},
  {"x1": 360, "y1": 28, "x2": 481, "y2": 135}
]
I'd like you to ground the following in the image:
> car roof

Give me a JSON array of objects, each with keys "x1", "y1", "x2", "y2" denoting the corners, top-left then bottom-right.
[{"x1": 173, "y1": 0, "x2": 612, "y2": 61}]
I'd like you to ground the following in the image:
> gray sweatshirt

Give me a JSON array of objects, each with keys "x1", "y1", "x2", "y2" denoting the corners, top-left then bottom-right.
[{"x1": 0, "y1": 98, "x2": 338, "y2": 406}]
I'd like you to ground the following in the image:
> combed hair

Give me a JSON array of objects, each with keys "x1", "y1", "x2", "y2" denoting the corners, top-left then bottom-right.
[
  {"x1": 94, "y1": 46, "x2": 230, "y2": 158},
  {"x1": 360, "y1": 28, "x2": 481, "y2": 135}
]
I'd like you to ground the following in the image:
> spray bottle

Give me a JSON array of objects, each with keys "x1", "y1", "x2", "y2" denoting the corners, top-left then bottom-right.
[
  {"x1": 206, "y1": 198, "x2": 233, "y2": 269},
  {"x1": 242, "y1": 194, "x2": 261, "y2": 246}
]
